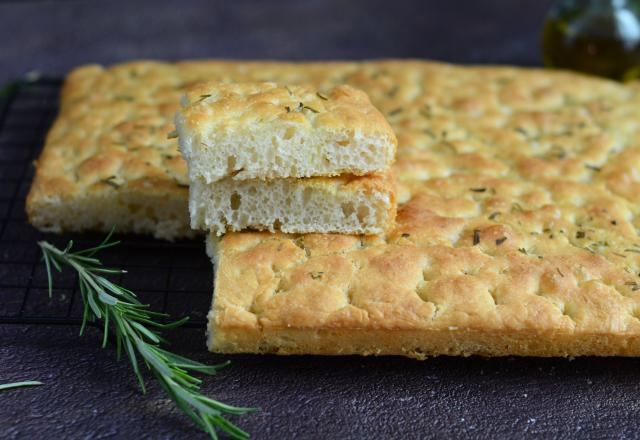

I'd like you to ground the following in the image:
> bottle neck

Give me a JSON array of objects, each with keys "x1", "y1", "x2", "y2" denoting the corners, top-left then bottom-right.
[{"x1": 555, "y1": 0, "x2": 632, "y2": 9}]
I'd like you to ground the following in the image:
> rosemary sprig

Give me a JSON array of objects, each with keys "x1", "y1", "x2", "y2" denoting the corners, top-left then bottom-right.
[
  {"x1": 0, "y1": 381, "x2": 43, "y2": 391},
  {"x1": 38, "y1": 230, "x2": 254, "y2": 439}
]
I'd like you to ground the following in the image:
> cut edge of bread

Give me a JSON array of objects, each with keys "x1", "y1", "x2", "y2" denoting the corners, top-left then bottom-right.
[
  {"x1": 189, "y1": 174, "x2": 396, "y2": 235},
  {"x1": 26, "y1": 187, "x2": 194, "y2": 241},
  {"x1": 177, "y1": 115, "x2": 395, "y2": 183}
]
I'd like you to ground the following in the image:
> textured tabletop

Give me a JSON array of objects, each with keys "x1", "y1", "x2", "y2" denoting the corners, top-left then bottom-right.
[{"x1": 7, "y1": 1, "x2": 639, "y2": 439}]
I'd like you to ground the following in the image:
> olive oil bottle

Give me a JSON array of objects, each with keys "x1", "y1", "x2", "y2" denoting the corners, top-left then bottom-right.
[{"x1": 542, "y1": 0, "x2": 640, "y2": 80}]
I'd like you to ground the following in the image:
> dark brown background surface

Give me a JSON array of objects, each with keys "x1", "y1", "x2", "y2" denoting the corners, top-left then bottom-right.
[{"x1": 5, "y1": 1, "x2": 640, "y2": 439}]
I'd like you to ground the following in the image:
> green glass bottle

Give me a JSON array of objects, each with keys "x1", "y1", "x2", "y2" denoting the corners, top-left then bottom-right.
[{"x1": 542, "y1": 0, "x2": 640, "y2": 80}]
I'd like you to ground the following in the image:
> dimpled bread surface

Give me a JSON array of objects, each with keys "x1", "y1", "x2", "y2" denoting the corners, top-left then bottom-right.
[{"x1": 27, "y1": 60, "x2": 640, "y2": 357}]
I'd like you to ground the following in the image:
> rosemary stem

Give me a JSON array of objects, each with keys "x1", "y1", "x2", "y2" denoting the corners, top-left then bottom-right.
[{"x1": 0, "y1": 381, "x2": 43, "y2": 391}]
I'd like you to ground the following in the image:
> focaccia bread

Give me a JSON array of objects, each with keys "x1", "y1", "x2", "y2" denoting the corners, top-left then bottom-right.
[
  {"x1": 190, "y1": 171, "x2": 395, "y2": 235},
  {"x1": 176, "y1": 82, "x2": 396, "y2": 182},
  {"x1": 27, "y1": 59, "x2": 640, "y2": 357}
]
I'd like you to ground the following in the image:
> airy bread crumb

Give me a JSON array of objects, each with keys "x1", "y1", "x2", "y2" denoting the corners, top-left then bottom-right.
[{"x1": 190, "y1": 172, "x2": 396, "y2": 235}]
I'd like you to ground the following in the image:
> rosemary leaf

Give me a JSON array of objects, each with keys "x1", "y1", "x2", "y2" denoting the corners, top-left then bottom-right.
[
  {"x1": 0, "y1": 381, "x2": 43, "y2": 391},
  {"x1": 585, "y1": 164, "x2": 601, "y2": 172},
  {"x1": 495, "y1": 237, "x2": 507, "y2": 246}
]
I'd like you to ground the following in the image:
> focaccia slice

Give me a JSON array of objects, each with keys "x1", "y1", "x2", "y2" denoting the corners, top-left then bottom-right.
[
  {"x1": 176, "y1": 82, "x2": 396, "y2": 183},
  {"x1": 190, "y1": 171, "x2": 396, "y2": 235}
]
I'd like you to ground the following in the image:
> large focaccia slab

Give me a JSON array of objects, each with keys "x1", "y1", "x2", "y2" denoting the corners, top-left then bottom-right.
[
  {"x1": 207, "y1": 222, "x2": 640, "y2": 357},
  {"x1": 28, "y1": 59, "x2": 640, "y2": 357}
]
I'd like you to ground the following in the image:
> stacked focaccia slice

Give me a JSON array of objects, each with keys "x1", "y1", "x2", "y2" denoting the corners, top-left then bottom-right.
[{"x1": 175, "y1": 81, "x2": 397, "y2": 235}]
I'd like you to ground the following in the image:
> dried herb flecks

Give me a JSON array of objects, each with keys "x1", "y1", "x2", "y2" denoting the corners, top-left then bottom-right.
[{"x1": 104, "y1": 176, "x2": 123, "y2": 188}]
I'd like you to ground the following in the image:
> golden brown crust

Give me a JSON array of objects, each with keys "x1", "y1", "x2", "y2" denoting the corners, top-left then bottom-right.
[
  {"x1": 182, "y1": 81, "x2": 395, "y2": 141},
  {"x1": 211, "y1": 328, "x2": 640, "y2": 359}
]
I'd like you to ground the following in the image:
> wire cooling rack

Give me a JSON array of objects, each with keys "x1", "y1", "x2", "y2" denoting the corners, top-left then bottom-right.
[{"x1": 0, "y1": 79, "x2": 211, "y2": 328}]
